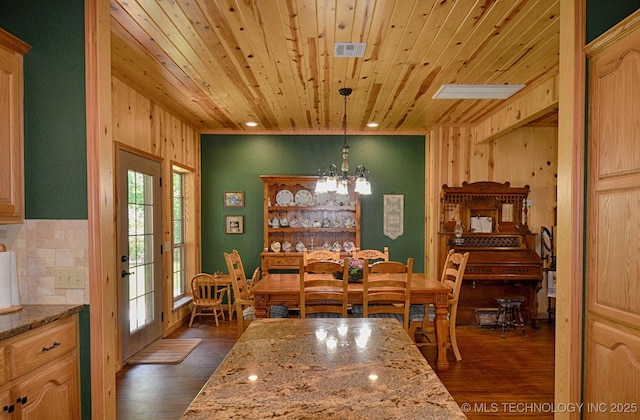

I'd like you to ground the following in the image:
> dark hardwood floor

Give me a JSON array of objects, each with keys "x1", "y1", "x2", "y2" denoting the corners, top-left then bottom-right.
[{"x1": 117, "y1": 318, "x2": 555, "y2": 419}]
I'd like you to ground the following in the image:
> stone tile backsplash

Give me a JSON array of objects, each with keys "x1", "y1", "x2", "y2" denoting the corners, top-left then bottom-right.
[{"x1": 0, "y1": 220, "x2": 89, "y2": 305}]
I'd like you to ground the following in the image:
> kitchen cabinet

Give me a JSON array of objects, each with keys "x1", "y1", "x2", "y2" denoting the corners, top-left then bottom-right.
[
  {"x1": 1, "y1": 315, "x2": 79, "y2": 419},
  {"x1": 260, "y1": 175, "x2": 360, "y2": 272},
  {"x1": 0, "y1": 28, "x2": 30, "y2": 224}
]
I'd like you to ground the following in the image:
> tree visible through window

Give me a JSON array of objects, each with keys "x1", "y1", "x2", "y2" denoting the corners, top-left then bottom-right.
[{"x1": 173, "y1": 170, "x2": 186, "y2": 299}]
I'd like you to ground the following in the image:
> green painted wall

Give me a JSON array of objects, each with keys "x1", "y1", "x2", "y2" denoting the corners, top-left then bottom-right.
[
  {"x1": 201, "y1": 134, "x2": 425, "y2": 274},
  {"x1": 0, "y1": 0, "x2": 87, "y2": 219},
  {"x1": 0, "y1": 2, "x2": 90, "y2": 419},
  {"x1": 586, "y1": 0, "x2": 640, "y2": 43}
]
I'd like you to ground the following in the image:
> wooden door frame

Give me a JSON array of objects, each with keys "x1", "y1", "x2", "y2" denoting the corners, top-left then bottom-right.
[
  {"x1": 556, "y1": 0, "x2": 586, "y2": 416},
  {"x1": 86, "y1": 0, "x2": 117, "y2": 418}
]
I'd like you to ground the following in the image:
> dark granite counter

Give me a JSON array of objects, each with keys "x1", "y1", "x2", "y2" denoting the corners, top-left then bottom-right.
[
  {"x1": 0, "y1": 304, "x2": 83, "y2": 341},
  {"x1": 182, "y1": 318, "x2": 466, "y2": 419}
]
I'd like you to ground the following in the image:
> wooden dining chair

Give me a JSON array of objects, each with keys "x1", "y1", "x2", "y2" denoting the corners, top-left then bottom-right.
[
  {"x1": 352, "y1": 246, "x2": 389, "y2": 262},
  {"x1": 300, "y1": 258, "x2": 349, "y2": 318},
  {"x1": 302, "y1": 248, "x2": 341, "y2": 265},
  {"x1": 248, "y1": 266, "x2": 261, "y2": 290},
  {"x1": 409, "y1": 250, "x2": 469, "y2": 361},
  {"x1": 363, "y1": 258, "x2": 414, "y2": 331},
  {"x1": 224, "y1": 250, "x2": 256, "y2": 337},
  {"x1": 188, "y1": 273, "x2": 227, "y2": 327}
]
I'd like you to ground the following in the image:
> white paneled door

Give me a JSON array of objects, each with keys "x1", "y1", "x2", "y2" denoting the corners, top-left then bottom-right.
[{"x1": 118, "y1": 150, "x2": 163, "y2": 361}]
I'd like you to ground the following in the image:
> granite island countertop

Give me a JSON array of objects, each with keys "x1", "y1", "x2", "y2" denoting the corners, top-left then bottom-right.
[
  {"x1": 182, "y1": 318, "x2": 466, "y2": 419},
  {"x1": 0, "y1": 304, "x2": 83, "y2": 341}
]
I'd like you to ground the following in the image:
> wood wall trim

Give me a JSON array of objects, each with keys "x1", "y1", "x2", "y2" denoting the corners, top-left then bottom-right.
[
  {"x1": 555, "y1": 0, "x2": 586, "y2": 417},
  {"x1": 86, "y1": 0, "x2": 116, "y2": 418},
  {"x1": 473, "y1": 72, "x2": 559, "y2": 145},
  {"x1": 0, "y1": 27, "x2": 31, "y2": 55},
  {"x1": 584, "y1": 8, "x2": 640, "y2": 56}
]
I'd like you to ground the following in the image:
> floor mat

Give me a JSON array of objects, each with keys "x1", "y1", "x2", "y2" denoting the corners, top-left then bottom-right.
[{"x1": 127, "y1": 338, "x2": 202, "y2": 365}]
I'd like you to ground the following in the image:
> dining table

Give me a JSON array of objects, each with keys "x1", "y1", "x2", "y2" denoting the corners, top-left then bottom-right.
[
  {"x1": 180, "y1": 318, "x2": 466, "y2": 419},
  {"x1": 251, "y1": 272, "x2": 452, "y2": 371}
]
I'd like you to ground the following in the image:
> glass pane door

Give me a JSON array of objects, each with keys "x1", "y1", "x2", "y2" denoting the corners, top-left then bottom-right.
[{"x1": 118, "y1": 150, "x2": 162, "y2": 361}]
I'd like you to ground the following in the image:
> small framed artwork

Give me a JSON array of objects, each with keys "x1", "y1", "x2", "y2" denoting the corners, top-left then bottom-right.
[
  {"x1": 224, "y1": 191, "x2": 244, "y2": 207},
  {"x1": 225, "y1": 215, "x2": 244, "y2": 234}
]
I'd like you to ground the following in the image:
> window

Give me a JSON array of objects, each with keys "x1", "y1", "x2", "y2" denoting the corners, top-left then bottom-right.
[{"x1": 172, "y1": 170, "x2": 186, "y2": 299}]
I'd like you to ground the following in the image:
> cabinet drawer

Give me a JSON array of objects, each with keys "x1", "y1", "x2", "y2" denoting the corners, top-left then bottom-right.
[
  {"x1": 9, "y1": 318, "x2": 77, "y2": 379},
  {"x1": 267, "y1": 255, "x2": 300, "y2": 269}
]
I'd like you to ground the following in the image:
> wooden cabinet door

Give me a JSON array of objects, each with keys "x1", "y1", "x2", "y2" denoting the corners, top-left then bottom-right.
[
  {"x1": 12, "y1": 355, "x2": 79, "y2": 420},
  {"x1": 0, "y1": 29, "x2": 29, "y2": 224},
  {"x1": 585, "y1": 18, "x2": 640, "y2": 411},
  {"x1": 0, "y1": 389, "x2": 11, "y2": 419}
]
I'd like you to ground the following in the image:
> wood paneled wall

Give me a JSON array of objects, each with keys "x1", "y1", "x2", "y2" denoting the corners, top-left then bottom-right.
[
  {"x1": 111, "y1": 77, "x2": 201, "y2": 338},
  {"x1": 427, "y1": 125, "x2": 558, "y2": 316}
]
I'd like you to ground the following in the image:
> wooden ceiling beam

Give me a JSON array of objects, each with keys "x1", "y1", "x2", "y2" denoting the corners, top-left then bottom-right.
[{"x1": 473, "y1": 72, "x2": 559, "y2": 144}]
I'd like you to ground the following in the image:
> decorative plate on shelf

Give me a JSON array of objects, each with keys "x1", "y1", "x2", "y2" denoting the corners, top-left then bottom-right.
[
  {"x1": 314, "y1": 192, "x2": 329, "y2": 206},
  {"x1": 295, "y1": 189, "x2": 313, "y2": 206},
  {"x1": 275, "y1": 189, "x2": 294, "y2": 206},
  {"x1": 343, "y1": 241, "x2": 355, "y2": 252},
  {"x1": 332, "y1": 241, "x2": 341, "y2": 252},
  {"x1": 295, "y1": 240, "x2": 305, "y2": 252},
  {"x1": 334, "y1": 193, "x2": 349, "y2": 206},
  {"x1": 270, "y1": 241, "x2": 281, "y2": 252},
  {"x1": 282, "y1": 241, "x2": 292, "y2": 252}
]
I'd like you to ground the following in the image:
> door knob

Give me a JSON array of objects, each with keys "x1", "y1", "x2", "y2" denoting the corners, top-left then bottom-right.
[
  {"x1": 121, "y1": 270, "x2": 134, "y2": 278},
  {"x1": 121, "y1": 255, "x2": 129, "y2": 262}
]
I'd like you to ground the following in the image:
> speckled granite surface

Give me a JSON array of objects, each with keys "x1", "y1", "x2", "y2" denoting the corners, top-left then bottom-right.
[
  {"x1": 181, "y1": 318, "x2": 466, "y2": 419},
  {"x1": 0, "y1": 304, "x2": 83, "y2": 341}
]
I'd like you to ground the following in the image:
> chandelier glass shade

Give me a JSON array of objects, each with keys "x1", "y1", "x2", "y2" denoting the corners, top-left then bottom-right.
[{"x1": 316, "y1": 88, "x2": 372, "y2": 195}]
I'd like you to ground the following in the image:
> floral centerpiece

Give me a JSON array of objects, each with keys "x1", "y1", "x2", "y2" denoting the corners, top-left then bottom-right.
[{"x1": 334, "y1": 258, "x2": 364, "y2": 283}]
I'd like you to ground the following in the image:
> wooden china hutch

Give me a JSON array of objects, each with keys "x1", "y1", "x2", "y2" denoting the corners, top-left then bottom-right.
[
  {"x1": 439, "y1": 181, "x2": 542, "y2": 324},
  {"x1": 260, "y1": 175, "x2": 361, "y2": 272}
]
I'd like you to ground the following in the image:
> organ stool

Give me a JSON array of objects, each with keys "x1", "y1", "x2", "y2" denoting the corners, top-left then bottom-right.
[{"x1": 494, "y1": 295, "x2": 527, "y2": 338}]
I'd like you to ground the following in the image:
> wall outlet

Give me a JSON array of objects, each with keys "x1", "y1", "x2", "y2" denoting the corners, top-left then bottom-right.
[{"x1": 54, "y1": 268, "x2": 86, "y2": 289}]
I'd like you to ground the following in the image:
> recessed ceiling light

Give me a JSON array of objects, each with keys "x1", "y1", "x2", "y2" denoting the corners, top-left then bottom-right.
[
  {"x1": 366, "y1": 122, "x2": 379, "y2": 128},
  {"x1": 432, "y1": 84, "x2": 526, "y2": 99},
  {"x1": 245, "y1": 121, "x2": 258, "y2": 127}
]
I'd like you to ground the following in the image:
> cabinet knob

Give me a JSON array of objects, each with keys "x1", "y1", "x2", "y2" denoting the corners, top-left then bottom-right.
[
  {"x1": 4, "y1": 404, "x2": 15, "y2": 413},
  {"x1": 16, "y1": 396, "x2": 27, "y2": 405}
]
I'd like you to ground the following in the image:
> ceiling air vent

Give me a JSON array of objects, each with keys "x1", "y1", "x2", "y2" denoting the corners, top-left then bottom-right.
[
  {"x1": 432, "y1": 84, "x2": 526, "y2": 99},
  {"x1": 334, "y1": 42, "x2": 367, "y2": 58}
]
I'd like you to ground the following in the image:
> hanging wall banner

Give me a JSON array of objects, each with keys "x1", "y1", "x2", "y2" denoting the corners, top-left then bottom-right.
[{"x1": 383, "y1": 194, "x2": 404, "y2": 239}]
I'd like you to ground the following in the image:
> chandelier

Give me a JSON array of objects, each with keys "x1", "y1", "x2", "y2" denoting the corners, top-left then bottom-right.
[{"x1": 315, "y1": 88, "x2": 372, "y2": 195}]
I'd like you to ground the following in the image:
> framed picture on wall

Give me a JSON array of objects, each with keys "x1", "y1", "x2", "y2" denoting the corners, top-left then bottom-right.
[
  {"x1": 224, "y1": 191, "x2": 244, "y2": 207},
  {"x1": 225, "y1": 215, "x2": 244, "y2": 234}
]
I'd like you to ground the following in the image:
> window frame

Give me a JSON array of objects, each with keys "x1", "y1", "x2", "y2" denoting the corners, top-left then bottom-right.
[{"x1": 172, "y1": 168, "x2": 187, "y2": 301}]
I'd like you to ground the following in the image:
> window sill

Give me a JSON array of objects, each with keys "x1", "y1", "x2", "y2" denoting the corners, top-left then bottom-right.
[{"x1": 173, "y1": 296, "x2": 193, "y2": 311}]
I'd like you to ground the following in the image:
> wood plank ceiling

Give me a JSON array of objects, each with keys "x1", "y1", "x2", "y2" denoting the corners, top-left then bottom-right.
[{"x1": 110, "y1": 0, "x2": 559, "y2": 134}]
